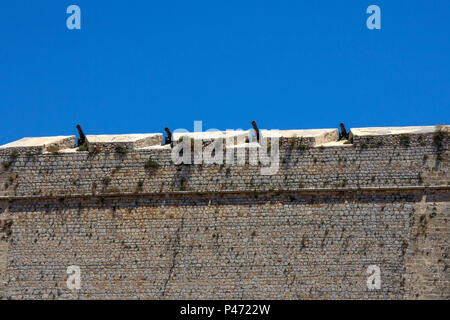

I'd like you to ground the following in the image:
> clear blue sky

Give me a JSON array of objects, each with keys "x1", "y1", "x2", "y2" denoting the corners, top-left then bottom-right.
[{"x1": 0, "y1": 1, "x2": 449, "y2": 145}]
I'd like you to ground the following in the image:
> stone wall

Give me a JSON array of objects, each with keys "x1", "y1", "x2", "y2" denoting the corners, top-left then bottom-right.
[{"x1": 0, "y1": 125, "x2": 448, "y2": 299}]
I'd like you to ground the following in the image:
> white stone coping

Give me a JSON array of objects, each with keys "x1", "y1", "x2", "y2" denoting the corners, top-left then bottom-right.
[
  {"x1": 1, "y1": 126, "x2": 446, "y2": 150},
  {"x1": 138, "y1": 144, "x2": 172, "y2": 151},
  {"x1": 261, "y1": 128, "x2": 338, "y2": 138},
  {"x1": 226, "y1": 142, "x2": 260, "y2": 149},
  {"x1": 172, "y1": 130, "x2": 251, "y2": 143},
  {"x1": 86, "y1": 133, "x2": 162, "y2": 143},
  {"x1": 172, "y1": 130, "x2": 251, "y2": 141},
  {"x1": 350, "y1": 125, "x2": 447, "y2": 137},
  {"x1": 0, "y1": 136, "x2": 75, "y2": 149}
]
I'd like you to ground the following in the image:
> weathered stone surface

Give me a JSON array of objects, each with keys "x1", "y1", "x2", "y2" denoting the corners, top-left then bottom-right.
[
  {"x1": 0, "y1": 136, "x2": 75, "y2": 155},
  {"x1": 86, "y1": 133, "x2": 162, "y2": 153},
  {"x1": 0, "y1": 125, "x2": 448, "y2": 300},
  {"x1": 262, "y1": 128, "x2": 338, "y2": 147}
]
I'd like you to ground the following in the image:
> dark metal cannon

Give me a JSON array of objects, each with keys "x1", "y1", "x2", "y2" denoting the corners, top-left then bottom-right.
[
  {"x1": 164, "y1": 127, "x2": 173, "y2": 145},
  {"x1": 76, "y1": 124, "x2": 86, "y2": 147},
  {"x1": 251, "y1": 120, "x2": 260, "y2": 143},
  {"x1": 339, "y1": 123, "x2": 349, "y2": 140}
]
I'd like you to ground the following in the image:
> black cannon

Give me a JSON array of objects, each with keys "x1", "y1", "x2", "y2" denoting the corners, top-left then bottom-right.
[
  {"x1": 339, "y1": 123, "x2": 349, "y2": 140},
  {"x1": 164, "y1": 127, "x2": 173, "y2": 145},
  {"x1": 76, "y1": 124, "x2": 86, "y2": 147},
  {"x1": 251, "y1": 120, "x2": 260, "y2": 143}
]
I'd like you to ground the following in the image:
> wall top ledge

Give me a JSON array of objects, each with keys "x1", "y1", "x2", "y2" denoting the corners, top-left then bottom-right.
[
  {"x1": 350, "y1": 125, "x2": 447, "y2": 137},
  {"x1": 261, "y1": 128, "x2": 337, "y2": 138},
  {"x1": 172, "y1": 130, "x2": 251, "y2": 141},
  {"x1": 86, "y1": 133, "x2": 161, "y2": 143},
  {"x1": 0, "y1": 136, "x2": 75, "y2": 151},
  {"x1": 0, "y1": 125, "x2": 447, "y2": 150}
]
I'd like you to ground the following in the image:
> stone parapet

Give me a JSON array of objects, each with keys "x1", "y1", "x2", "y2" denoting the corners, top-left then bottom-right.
[{"x1": 0, "y1": 124, "x2": 448, "y2": 300}]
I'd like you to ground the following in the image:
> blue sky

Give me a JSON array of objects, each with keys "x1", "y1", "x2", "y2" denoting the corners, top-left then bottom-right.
[{"x1": 0, "y1": 1, "x2": 449, "y2": 145}]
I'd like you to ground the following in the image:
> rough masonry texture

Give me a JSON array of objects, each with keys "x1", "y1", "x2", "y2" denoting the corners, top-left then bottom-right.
[{"x1": 0, "y1": 125, "x2": 448, "y2": 299}]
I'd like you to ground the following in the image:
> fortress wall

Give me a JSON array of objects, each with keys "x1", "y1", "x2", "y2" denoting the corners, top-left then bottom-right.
[
  {"x1": 0, "y1": 219, "x2": 10, "y2": 298},
  {"x1": 0, "y1": 190, "x2": 447, "y2": 300},
  {"x1": 403, "y1": 191, "x2": 450, "y2": 299},
  {"x1": 0, "y1": 126, "x2": 448, "y2": 299},
  {"x1": 0, "y1": 130, "x2": 448, "y2": 198}
]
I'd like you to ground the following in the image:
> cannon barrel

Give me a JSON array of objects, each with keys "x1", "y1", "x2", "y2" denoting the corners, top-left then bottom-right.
[
  {"x1": 339, "y1": 123, "x2": 349, "y2": 140},
  {"x1": 251, "y1": 120, "x2": 260, "y2": 143},
  {"x1": 164, "y1": 127, "x2": 173, "y2": 145},
  {"x1": 76, "y1": 124, "x2": 86, "y2": 146}
]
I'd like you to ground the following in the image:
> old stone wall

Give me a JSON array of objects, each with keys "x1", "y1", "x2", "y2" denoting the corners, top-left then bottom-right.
[
  {"x1": 0, "y1": 126, "x2": 448, "y2": 299},
  {"x1": 0, "y1": 132, "x2": 447, "y2": 198}
]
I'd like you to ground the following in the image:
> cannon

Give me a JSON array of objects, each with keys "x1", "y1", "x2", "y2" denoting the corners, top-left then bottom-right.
[
  {"x1": 76, "y1": 124, "x2": 86, "y2": 147},
  {"x1": 164, "y1": 127, "x2": 173, "y2": 145},
  {"x1": 339, "y1": 123, "x2": 349, "y2": 140},
  {"x1": 251, "y1": 120, "x2": 260, "y2": 143}
]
